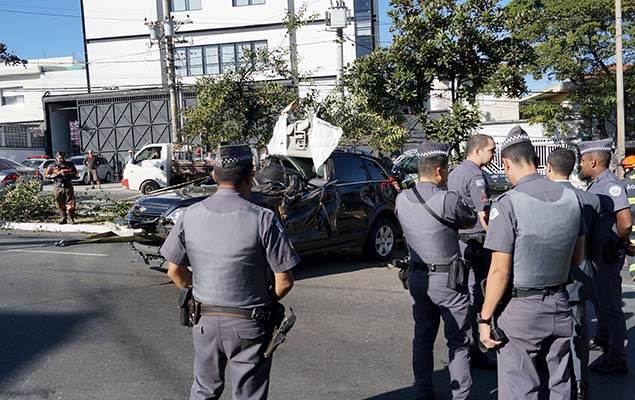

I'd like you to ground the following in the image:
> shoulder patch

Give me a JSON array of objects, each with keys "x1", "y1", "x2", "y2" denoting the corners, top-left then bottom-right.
[
  {"x1": 475, "y1": 179, "x2": 485, "y2": 187},
  {"x1": 609, "y1": 185, "x2": 622, "y2": 197},
  {"x1": 489, "y1": 207, "x2": 500, "y2": 221}
]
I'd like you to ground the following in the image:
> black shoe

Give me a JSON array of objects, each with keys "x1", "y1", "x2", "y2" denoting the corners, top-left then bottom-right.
[
  {"x1": 574, "y1": 381, "x2": 588, "y2": 400},
  {"x1": 470, "y1": 350, "x2": 497, "y2": 369},
  {"x1": 58, "y1": 217, "x2": 67, "y2": 225},
  {"x1": 589, "y1": 354, "x2": 628, "y2": 374},
  {"x1": 589, "y1": 337, "x2": 609, "y2": 353}
]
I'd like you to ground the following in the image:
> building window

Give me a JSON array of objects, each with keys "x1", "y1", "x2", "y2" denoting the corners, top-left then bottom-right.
[
  {"x1": 0, "y1": 124, "x2": 43, "y2": 148},
  {"x1": 175, "y1": 41, "x2": 268, "y2": 77},
  {"x1": 0, "y1": 88, "x2": 25, "y2": 106},
  {"x1": 354, "y1": 0, "x2": 375, "y2": 58},
  {"x1": 171, "y1": 0, "x2": 201, "y2": 11},
  {"x1": 233, "y1": 0, "x2": 265, "y2": 6}
]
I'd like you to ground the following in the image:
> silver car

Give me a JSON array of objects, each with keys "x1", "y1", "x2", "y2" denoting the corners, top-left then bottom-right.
[
  {"x1": 68, "y1": 155, "x2": 115, "y2": 185},
  {"x1": 20, "y1": 157, "x2": 56, "y2": 183},
  {"x1": 0, "y1": 157, "x2": 42, "y2": 189}
]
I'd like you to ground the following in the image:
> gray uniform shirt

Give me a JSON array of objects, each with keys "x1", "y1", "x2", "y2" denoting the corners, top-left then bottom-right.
[
  {"x1": 587, "y1": 168, "x2": 629, "y2": 240},
  {"x1": 484, "y1": 174, "x2": 585, "y2": 284},
  {"x1": 160, "y1": 188, "x2": 300, "y2": 308},
  {"x1": 447, "y1": 160, "x2": 490, "y2": 234},
  {"x1": 396, "y1": 182, "x2": 477, "y2": 265}
]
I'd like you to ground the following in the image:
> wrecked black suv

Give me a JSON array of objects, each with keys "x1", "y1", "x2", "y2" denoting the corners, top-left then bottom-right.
[{"x1": 127, "y1": 149, "x2": 402, "y2": 261}]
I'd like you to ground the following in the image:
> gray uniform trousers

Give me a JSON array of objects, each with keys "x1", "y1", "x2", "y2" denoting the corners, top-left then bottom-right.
[
  {"x1": 569, "y1": 302, "x2": 588, "y2": 385},
  {"x1": 595, "y1": 255, "x2": 627, "y2": 360},
  {"x1": 409, "y1": 269, "x2": 472, "y2": 400},
  {"x1": 497, "y1": 292, "x2": 572, "y2": 400},
  {"x1": 191, "y1": 316, "x2": 273, "y2": 400},
  {"x1": 460, "y1": 239, "x2": 490, "y2": 344}
]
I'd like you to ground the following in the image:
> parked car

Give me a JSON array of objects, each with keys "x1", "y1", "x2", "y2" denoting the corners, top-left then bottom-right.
[
  {"x1": 127, "y1": 149, "x2": 403, "y2": 261},
  {"x1": 68, "y1": 155, "x2": 114, "y2": 185},
  {"x1": 21, "y1": 156, "x2": 55, "y2": 183},
  {"x1": 0, "y1": 157, "x2": 42, "y2": 190}
]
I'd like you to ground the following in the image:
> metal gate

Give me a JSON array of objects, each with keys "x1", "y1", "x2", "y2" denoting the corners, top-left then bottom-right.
[
  {"x1": 485, "y1": 139, "x2": 568, "y2": 175},
  {"x1": 77, "y1": 93, "x2": 173, "y2": 178}
]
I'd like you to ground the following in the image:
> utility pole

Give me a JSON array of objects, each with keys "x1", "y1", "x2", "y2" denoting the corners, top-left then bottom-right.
[
  {"x1": 615, "y1": 0, "x2": 626, "y2": 177},
  {"x1": 326, "y1": 0, "x2": 349, "y2": 97},
  {"x1": 287, "y1": 0, "x2": 300, "y2": 95},
  {"x1": 146, "y1": 1, "x2": 189, "y2": 143}
]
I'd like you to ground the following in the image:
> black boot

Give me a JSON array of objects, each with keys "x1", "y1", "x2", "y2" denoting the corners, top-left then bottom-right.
[
  {"x1": 470, "y1": 349, "x2": 497, "y2": 369},
  {"x1": 575, "y1": 381, "x2": 588, "y2": 400}
]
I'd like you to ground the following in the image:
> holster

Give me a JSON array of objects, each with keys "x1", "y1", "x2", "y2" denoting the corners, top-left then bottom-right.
[
  {"x1": 390, "y1": 257, "x2": 411, "y2": 290},
  {"x1": 447, "y1": 258, "x2": 468, "y2": 291},
  {"x1": 178, "y1": 287, "x2": 200, "y2": 327}
]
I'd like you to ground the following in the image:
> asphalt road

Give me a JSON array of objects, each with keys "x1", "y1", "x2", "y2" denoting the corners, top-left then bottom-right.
[{"x1": 1, "y1": 232, "x2": 635, "y2": 400}]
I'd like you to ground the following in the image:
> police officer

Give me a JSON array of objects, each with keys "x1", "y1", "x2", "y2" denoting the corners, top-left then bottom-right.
[
  {"x1": 448, "y1": 133, "x2": 496, "y2": 369},
  {"x1": 619, "y1": 155, "x2": 635, "y2": 281},
  {"x1": 45, "y1": 151, "x2": 78, "y2": 224},
  {"x1": 479, "y1": 127, "x2": 585, "y2": 400},
  {"x1": 546, "y1": 148, "x2": 601, "y2": 400},
  {"x1": 161, "y1": 144, "x2": 300, "y2": 400},
  {"x1": 578, "y1": 139, "x2": 633, "y2": 374},
  {"x1": 396, "y1": 141, "x2": 477, "y2": 400}
]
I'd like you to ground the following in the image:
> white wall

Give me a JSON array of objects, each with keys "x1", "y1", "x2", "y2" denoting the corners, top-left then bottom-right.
[{"x1": 83, "y1": 0, "x2": 157, "y2": 40}]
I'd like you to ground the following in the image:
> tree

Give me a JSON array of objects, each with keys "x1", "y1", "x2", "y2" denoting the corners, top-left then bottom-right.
[
  {"x1": 0, "y1": 42, "x2": 26, "y2": 66},
  {"x1": 507, "y1": 0, "x2": 635, "y2": 138},
  {"x1": 181, "y1": 49, "x2": 298, "y2": 148},
  {"x1": 341, "y1": 0, "x2": 533, "y2": 154}
]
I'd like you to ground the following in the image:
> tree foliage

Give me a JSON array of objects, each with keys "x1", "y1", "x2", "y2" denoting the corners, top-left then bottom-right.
[
  {"x1": 0, "y1": 42, "x2": 26, "y2": 66},
  {"x1": 340, "y1": 0, "x2": 533, "y2": 154},
  {"x1": 508, "y1": 0, "x2": 635, "y2": 138}
]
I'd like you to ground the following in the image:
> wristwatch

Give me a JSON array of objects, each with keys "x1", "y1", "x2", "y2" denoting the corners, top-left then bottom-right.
[{"x1": 477, "y1": 313, "x2": 491, "y2": 325}]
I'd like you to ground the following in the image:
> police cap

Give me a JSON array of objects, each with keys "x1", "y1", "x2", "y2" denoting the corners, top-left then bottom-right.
[
  {"x1": 501, "y1": 125, "x2": 531, "y2": 152},
  {"x1": 215, "y1": 144, "x2": 253, "y2": 168},
  {"x1": 416, "y1": 141, "x2": 450, "y2": 159},
  {"x1": 578, "y1": 139, "x2": 613, "y2": 156}
]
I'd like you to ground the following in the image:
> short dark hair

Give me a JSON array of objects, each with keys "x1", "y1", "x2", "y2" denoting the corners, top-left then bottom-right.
[
  {"x1": 466, "y1": 134, "x2": 494, "y2": 155},
  {"x1": 418, "y1": 155, "x2": 448, "y2": 177},
  {"x1": 56, "y1": 151, "x2": 65, "y2": 158},
  {"x1": 593, "y1": 151, "x2": 611, "y2": 168},
  {"x1": 214, "y1": 164, "x2": 253, "y2": 186},
  {"x1": 547, "y1": 148, "x2": 576, "y2": 176},
  {"x1": 500, "y1": 141, "x2": 537, "y2": 166}
]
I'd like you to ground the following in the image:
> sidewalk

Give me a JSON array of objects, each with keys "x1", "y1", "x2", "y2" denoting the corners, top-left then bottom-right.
[{"x1": 0, "y1": 220, "x2": 120, "y2": 234}]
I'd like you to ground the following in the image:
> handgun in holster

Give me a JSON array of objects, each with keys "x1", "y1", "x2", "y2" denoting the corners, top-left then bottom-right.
[
  {"x1": 264, "y1": 304, "x2": 296, "y2": 358},
  {"x1": 389, "y1": 256, "x2": 411, "y2": 290},
  {"x1": 178, "y1": 287, "x2": 200, "y2": 327}
]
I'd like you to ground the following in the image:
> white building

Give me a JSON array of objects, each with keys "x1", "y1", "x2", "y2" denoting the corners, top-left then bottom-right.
[
  {"x1": 0, "y1": 57, "x2": 86, "y2": 161},
  {"x1": 81, "y1": 0, "x2": 379, "y2": 96}
]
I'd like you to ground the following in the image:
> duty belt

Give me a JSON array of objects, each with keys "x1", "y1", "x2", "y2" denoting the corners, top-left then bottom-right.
[
  {"x1": 511, "y1": 284, "x2": 567, "y2": 298},
  {"x1": 411, "y1": 262, "x2": 452, "y2": 273},
  {"x1": 458, "y1": 233, "x2": 485, "y2": 245},
  {"x1": 199, "y1": 304, "x2": 273, "y2": 321}
]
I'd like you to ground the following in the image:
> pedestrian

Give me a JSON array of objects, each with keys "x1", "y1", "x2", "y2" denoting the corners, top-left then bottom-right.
[
  {"x1": 546, "y1": 148, "x2": 602, "y2": 400},
  {"x1": 84, "y1": 150, "x2": 101, "y2": 189},
  {"x1": 161, "y1": 143, "x2": 299, "y2": 400},
  {"x1": 479, "y1": 126, "x2": 585, "y2": 400},
  {"x1": 619, "y1": 155, "x2": 635, "y2": 282},
  {"x1": 396, "y1": 141, "x2": 476, "y2": 400},
  {"x1": 578, "y1": 139, "x2": 634, "y2": 374},
  {"x1": 45, "y1": 151, "x2": 78, "y2": 225},
  {"x1": 447, "y1": 133, "x2": 497, "y2": 370},
  {"x1": 125, "y1": 149, "x2": 134, "y2": 164}
]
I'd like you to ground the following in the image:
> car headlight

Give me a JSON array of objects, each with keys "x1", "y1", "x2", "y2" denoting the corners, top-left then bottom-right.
[{"x1": 165, "y1": 207, "x2": 185, "y2": 224}]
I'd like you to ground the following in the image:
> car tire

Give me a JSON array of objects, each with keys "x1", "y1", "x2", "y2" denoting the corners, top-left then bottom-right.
[
  {"x1": 364, "y1": 217, "x2": 397, "y2": 261},
  {"x1": 104, "y1": 172, "x2": 111, "y2": 183},
  {"x1": 140, "y1": 180, "x2": 160, "y2": 194}
]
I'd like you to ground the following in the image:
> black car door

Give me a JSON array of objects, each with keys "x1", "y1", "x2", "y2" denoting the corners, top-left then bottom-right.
[{"x1": 330, "y1": 152, "x2": 373, "y2": 243}]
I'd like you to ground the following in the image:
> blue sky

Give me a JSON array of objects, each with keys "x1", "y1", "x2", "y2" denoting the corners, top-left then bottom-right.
[{"x1": 0, "y1": 0, "x2": 552, "y2": 90}]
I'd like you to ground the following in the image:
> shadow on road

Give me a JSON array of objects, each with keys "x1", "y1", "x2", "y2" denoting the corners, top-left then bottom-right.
[{"x1": 0, "y1": 311, "x2": 98, "y2": 387}]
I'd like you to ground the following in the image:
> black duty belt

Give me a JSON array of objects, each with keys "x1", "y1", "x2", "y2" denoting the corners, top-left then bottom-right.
[
  {"x1": 411, "y1": 262, "x2": 452, "y2": 273},
  {"x1": 458, "y1": 233, "x2": 485, "y2": 245},
  {"x1": 511, "y1": 284, "x2": 567, "y2": 298},
  {"x1": 200, "y1": 304, "x2": 273, "y2": 321}
]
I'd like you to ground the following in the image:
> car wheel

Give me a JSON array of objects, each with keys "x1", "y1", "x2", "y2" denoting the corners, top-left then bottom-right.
[
  {"x1": 104, "y1": 172, "x2": 111, "y2": 183},
  {"x1": 140, "y1": 180, "x2": 160, "y2": 194},
  {"x1": 83, "y1": 173, "x2": 90, "y2": 185},
  {"x1": 364, "y1": 217, "x2": 397, "y2": 261}
]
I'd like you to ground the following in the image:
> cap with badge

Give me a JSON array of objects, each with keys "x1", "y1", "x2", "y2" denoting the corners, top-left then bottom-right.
[
  {"x1": 501, "y1": 126, "x2": 532, "y2": 152},
  {"x1": 215, "y1": 144, "x2": 254, "y2": 168},
  {"x1": 416, "y1": 141, "x2": 450, "y2": 159},
  {"x1": 577, "y1": 139, "x2": 613, "y2": 155}
]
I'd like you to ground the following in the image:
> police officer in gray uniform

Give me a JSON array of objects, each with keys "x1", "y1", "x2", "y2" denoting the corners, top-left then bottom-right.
[
  {"x1": 161, "y1": 144, "x2": 300, "y2": 400},
  {"x1": 396, "y1": 141, "x2": 477, "y2": 400},
  {"x1": 479, "y1": 127, "x2": 585, "y2": 400},
  {"x1": 448, "y1": 133, "x2": 496, "y2": 369},
  {"x1": 546, "y1": 148, "x2": 601, "y2": 400},
  {"x1": 578, "y1": 139, "x2": 633, "y2": 374}
]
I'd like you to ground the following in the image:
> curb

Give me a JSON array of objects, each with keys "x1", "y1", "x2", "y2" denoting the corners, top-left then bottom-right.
[{"x1": 0, "y1": 221, "x2": 114, "y2": 234}]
